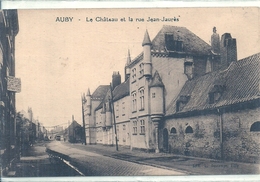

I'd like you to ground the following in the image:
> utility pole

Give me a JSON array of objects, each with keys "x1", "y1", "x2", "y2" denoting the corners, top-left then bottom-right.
[
  {"x1": 110, "y1": 83, "x2": 118, "y2": 151},
  {"x1": 68, "y1": 120, "x2": 70, "y2": 142},
  {"x1": 81, "y1": 94, "x2": 87, "y2": 145}
]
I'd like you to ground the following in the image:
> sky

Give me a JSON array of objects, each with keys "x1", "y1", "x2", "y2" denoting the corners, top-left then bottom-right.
[{"x1": 15, "y1": 8, "x2": 259, "y2": 129}]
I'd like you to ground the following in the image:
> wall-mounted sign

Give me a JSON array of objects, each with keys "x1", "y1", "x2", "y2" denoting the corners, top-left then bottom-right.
[{"x1": 7, "y1": 76, "x2": 21, "y2": 93}]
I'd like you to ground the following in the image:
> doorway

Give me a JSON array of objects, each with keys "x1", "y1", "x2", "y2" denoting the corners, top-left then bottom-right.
[{"x1": 162, "y1": 128, "x2": 169, "y2": 152}]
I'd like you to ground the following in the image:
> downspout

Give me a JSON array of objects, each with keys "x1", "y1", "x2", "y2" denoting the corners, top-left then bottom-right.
[{"x1": 217, "y1": 108, "x2": 223, "y2": 160}]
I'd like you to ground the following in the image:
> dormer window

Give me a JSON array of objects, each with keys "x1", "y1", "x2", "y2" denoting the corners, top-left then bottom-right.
[
  {"x1": 176, "y1": 95, "x2": 190, "y2": 112},
  {"x1": 165, "y1": 33, "x2": 175, "y2": 50},
  {"x1": 165, "y1": 33, "x2": 183, "y2": 52},
  {"x1": 175, "y1": 40, "x2": 183, "y2": 52},
  {"x1": 209, "y1": 84, "x2": 225, "y2": 104}
]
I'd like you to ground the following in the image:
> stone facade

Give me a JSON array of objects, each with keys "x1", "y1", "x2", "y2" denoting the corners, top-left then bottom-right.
[
  {"x1": 162, "y1": 105, "x2": 260, "y2": 163},
  {"x1": 162, "y1": 113, "x2": 221, "y2": 159},
  {"x1": 222, "y1": 106, "x2": 260, "y2": 163}
]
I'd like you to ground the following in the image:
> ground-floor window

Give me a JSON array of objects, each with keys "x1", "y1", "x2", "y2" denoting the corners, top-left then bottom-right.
[
  {"x1": 170, "y1": 127, "x2": 177, "y2": 134},
  {"x1": 140, "y1": 119, "x2": 145, "y2": 134},
  {"x1": 133, "y1": 120, "x2": 137, "y2": 135},
  {"x1": 185, "y1": 126, "x2": 193, "y2": 133},
  {"x1": 250, "y1": 121, "x2": 260, "y2": 132}
]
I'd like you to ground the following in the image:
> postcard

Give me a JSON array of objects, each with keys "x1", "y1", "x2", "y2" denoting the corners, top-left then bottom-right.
[{"x1": 0, "y1": 7, "x2": 259, "y2": 181}]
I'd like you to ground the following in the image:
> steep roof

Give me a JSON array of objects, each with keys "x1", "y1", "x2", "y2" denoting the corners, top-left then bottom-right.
[
  {"x1": 95, "y1": 89, "x2": 111, "y2": 111},
  {"x1": 152, "y1": 25, "x2": 211, "y2": 55},
  {"x1": 112, "y1": 78, "x2": 130, "y2": 101},
  {"x1": 149, "y1": 71, "x2": 164, "y2": 88},
  {"x1": 95, "y1": 79, "x2": 130, "y2": 111},
  {"x1": 69, "y1": 120, "x2": 81, "y2": 129},
  {"x1": 129, "y1": 25, "x2": 212, "y2": 67},
  {"x1": 166, "y1": 52, "x2": 260, "y2": 116},
  {"x1": 92, "y1": 85, "x2": 110, "y2": 100},
  {"x1": 142, "y1": 30, "x2": 152, "y2": 46}
]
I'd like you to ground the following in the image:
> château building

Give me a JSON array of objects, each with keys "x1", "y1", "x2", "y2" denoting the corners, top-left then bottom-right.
[{"x1": 82, "y1": 25, "x2": 260, "y2": 162}]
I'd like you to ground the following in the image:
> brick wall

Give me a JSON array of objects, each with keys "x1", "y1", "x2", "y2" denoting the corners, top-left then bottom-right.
[
  {"x1": 163, "y1": 114, "x2": 221, "y2": 159},
  {"x1": 163, "y1": 106, "x2": 260, "y2": 163},
  {"x1": 222, "y1": 107, "x2": 260, "y2": 163}
]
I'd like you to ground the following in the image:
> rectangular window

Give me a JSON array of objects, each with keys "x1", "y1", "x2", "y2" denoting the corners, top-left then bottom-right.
[
  {"x1": 140, "y1": 119, "x2": 145, "y2": 134},
  {"x1": 139, "y1": 88, "x2": 144, "y2": 110},
  {"x1": 132, "y1": 68, "x2": 136, "y2": 82},
  {"x1": 123, "y1": 124, "x2": 126, "y2": 130},
  {"x1": 122, "y1": 102, "x2": 125, "y2": 116},
  {"x1": 139, "y1": 63, "x2": 144, "y2": 77},
  {"x1": 132, "y1": 91, "x2": 137, "y2": 112},
  {"x1": 165, "y1": 33, "x2": 175, "y2": 51},
  {"x1": 133, "y1": 120, "x2": 137, "y2": 135},
  {"x1": 152, "y1": 92, "x2": 156, "y2": 98}
]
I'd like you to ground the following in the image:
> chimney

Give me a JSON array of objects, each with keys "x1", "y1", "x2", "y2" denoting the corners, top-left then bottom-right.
[
  {"x1": 211, "y1": 27, "x2": 220, "y2": 55},
  {"x1": 220, "y1": 33, "x2": 237, "y2": 69},
  {"x1": 112, "y1": 71, "x2": 121, "y2": 90}
]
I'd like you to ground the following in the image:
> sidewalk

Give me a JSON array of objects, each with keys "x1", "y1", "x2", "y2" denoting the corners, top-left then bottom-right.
[
  {"x1": 48, "y1": 142, "x2": 260, "y2": 175},
  {"x1": 14, "y1": 141, "x2": 80, "y2": 177}
]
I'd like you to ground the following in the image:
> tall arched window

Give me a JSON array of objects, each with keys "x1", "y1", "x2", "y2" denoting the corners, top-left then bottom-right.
[
  {"x1": 185, "y1": 126, "x2": 193, "y2": 133},
  {"x1": 170, "y1": 127, "x2": 177, "y2": 134},
  {"x1": 250, "y1": 122, "x2": 260, "y2": 132}
]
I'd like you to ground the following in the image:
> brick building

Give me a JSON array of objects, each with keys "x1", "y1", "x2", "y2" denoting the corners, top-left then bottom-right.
[{"x1": 0, "y1": 10, "x2": 19, "y2": 175}]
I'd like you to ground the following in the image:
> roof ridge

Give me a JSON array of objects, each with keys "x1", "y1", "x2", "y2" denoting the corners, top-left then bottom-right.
[{"x1": 238, "y1": 52, "x2": 260, "y2": 62}]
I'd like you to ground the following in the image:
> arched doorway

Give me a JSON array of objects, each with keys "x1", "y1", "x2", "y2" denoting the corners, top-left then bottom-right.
[{"x1": 163, "y1": 128, "x2": 169, "y2": 152}]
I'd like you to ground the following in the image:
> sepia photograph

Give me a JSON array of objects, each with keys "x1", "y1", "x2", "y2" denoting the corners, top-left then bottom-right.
[{"x1": 0, "y1": 7, "x2": 260, "y2": 181}]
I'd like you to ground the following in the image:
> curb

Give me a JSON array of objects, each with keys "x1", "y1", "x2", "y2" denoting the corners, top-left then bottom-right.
[{"x1": 103, "y1": 154, "x2": 195, "y2": 175}]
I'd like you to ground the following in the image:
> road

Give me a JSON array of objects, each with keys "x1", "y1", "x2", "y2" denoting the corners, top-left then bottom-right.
[
  {"x1": 14, "y1": 140, "x2": 259, "y2": 177},
  {"x1": 46, "y1": 141, "x2": 185, "y2": 176},
  {"x1": 15, "y1": 141, "x2": 81, "y2": 177}
]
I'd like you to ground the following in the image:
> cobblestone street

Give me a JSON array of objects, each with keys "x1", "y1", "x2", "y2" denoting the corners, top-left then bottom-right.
[
  {"x1": 47, "y1": 141, "x2": 260, "y2": 175},
  {"x1": 46, "y1": 141, "x2": 185, "y2": 176}
]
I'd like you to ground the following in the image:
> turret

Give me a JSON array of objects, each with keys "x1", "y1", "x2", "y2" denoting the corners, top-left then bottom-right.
[
  {"x1": 149, "y1": 71, "x2": 164, "y2": 122},
  {"x1": 86, "y1": 88, "x2": 91, "y2": 115},
  {"x1": 125, "y1": 49, "x2": 131, "y2": 81},
  {"x1": 105, "y1": 99, "x2": 112, "y2": 127},
  {"x1": 142, "y1": 30, "x2": 152, "y2": 77},
  {"x1": 101, "y1": 103, "x2": 106, "y2": 128}
]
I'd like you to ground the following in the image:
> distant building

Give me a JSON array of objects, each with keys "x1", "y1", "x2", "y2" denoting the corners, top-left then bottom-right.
[
  {"x1": 67, "y1": 119, "x2": 83, "y2": 143},
  {"x1": 83, "y1": 85, "x2": 110, "y2": 144},
  {"x1": 82, "y1": 25, "x2": 260, "y2": 163}
]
